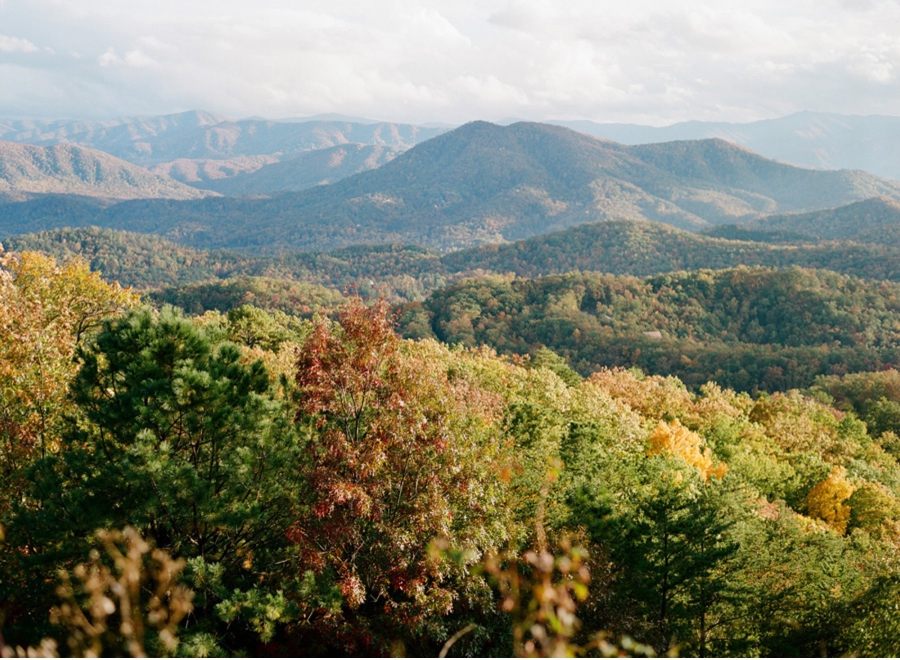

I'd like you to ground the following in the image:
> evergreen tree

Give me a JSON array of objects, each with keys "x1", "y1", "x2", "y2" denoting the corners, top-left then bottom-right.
[{"x1": 14, "y1": 307, "x2": 302, "y2": 653}]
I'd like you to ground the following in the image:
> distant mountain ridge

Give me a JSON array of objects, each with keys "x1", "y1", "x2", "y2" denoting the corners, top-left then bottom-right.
[
  {"x1": 0, "y1": 141, "x2": 213, "y2": 200},
  {"x1": 11, "y1": 109, "x2": 900, "y2": 186},
  {"x1": 149, "y1": 155, "x2": 281, "y2": 185},
  {"x1": 2, "y1": 121, "x2": 900, "y2": 252},
  {"x1": 553, "y1": 111, "x2": 900, "y2": 180},
  {"x1": 0, "y1": 110, "x2": 448, "y2": 166}
]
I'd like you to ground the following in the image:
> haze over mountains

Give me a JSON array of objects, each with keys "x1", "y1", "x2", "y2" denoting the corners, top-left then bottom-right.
[
  {"x1": 0, "y1": 110, "x2": 445, "y2": 165},
  {"x1": 2, "y1": 109, "x2": 900, "y2": 201},
  {"x1": 7, "y1": 109, "x2": 900, "y2": 180}
]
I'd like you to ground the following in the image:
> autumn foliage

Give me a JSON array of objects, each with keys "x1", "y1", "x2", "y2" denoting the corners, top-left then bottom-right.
[
  {"x1": 8, "y1": 253, "x2": 900, "y2": 656},
  {"x1": 647, "y1": 419, "x2": 728, "y2": 482},
  {"x1": 0, "y1": 250, "x2": 137, "y2": 515},
  {"x1": 805, "y1": 466, "x2": 856, "y2": 534},
  {"x1": 288, "y1": 299, "x2": 510, "y2": 646}
]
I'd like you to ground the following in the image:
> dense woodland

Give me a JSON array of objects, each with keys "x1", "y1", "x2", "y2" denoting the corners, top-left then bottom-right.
[
  {"x1": 4, "y1": 245, "x2": 900, "y2": 657},
  {"x1": 9, "y1": 219, "x2": 900, "y2": 301},
  {"x1": 399, "y1": 267, "x2": 900, "y2": 392}
]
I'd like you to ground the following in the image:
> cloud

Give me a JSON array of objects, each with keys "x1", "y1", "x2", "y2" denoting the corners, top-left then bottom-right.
[
  {"x1": 0, "y1": 34, "x2": 38, "y2": 53},
  {"x1": 97, "y1": 47, "x2": 120, "y2": 67},
  {"x1": 2, "y1": 0, "x2": 900, "y2": 124}
]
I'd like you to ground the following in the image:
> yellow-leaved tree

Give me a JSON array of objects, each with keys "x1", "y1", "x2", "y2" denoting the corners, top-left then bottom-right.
[
  {"x1": 647, "y1": 419, "x2": 728, "y2": 482},
  {"x1": 0, "y1": 249, "x2": 138, "y2": 515},
  {"x1": 805, "y1": 466, "x2": 856, "y2": 534}
]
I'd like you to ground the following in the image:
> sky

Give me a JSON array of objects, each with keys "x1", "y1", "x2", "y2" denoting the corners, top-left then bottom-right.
[{"x1": 1, "y1": 0, "x2": 900, "y2": 125}]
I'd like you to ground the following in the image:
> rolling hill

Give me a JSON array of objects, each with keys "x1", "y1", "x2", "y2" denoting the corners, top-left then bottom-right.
[
  {"x1": 3, "y1": 122, "x2": 899, "y2": 253},
  {"x1": 8, "y1": 218, "x2": 900, "y2": 300},
  {"x1": 443, "y1": 219, "x2": 900, "y2": 282},
  {"x1": 1, "y1": 226, "x2": 446, "y2": 294},
  {"x1": 399, "y1": 266, "x2": 900, "y2": 392},
  {"x1": 738, "y1": 197, "x2": 900, "y2": 246},
  {"x1": 0, "y1": 141, "x2": 213, "y2": 200}
]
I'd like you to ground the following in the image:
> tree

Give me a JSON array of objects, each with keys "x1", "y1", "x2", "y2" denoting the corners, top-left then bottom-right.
[
  {"x1": 572, "y1": 455, "x2": 738, "y2": 655},
  {"x1": 847, "y1": 482, "x2": 900, "y2": 534},
  {"x1": 14, "y1": 306, "x2": 300, "y2": 652},
  {"x1": 288, "y1": 299, "x2": 511, "y2": 653},
  {"x1": 647, "y1": 420, "x2": 727, "y2": 482},
  {"x1": 0, "y1": 250, "x2": 137, "y2": 514},
  {"x1": 805, "y1": 466, "x2": 855, "y2": 534}
]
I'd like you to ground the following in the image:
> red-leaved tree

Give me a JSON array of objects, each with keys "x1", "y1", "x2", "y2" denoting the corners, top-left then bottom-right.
[{"x1": 288, "y1": 299, "x2": 511, "y2": 652}]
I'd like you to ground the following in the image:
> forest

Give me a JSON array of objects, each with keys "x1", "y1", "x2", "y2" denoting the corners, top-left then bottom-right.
[
  {"x1": 399, "y1": 267, "x2": 900, "y2": 392},
  {"x1": 4, "y1": 248, "x2": 900, "y2": 657}
]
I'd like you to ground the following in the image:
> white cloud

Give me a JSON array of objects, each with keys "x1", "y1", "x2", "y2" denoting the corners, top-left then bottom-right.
[
  {"x1": 123, "y1": 49, "x2": 156, "y2": 67},
  {"x1": 97, "y1": 47, "x2": 120, "y2": 67},
  {"x1": 3, "y1": 0, "x2": 900, "y2": 123},
  {"x1": 0, "y1": 34, "x2": 38, "y2": 53}
]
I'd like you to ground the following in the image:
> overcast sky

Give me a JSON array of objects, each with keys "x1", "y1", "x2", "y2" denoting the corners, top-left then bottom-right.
[{"x1": 2, "y1": 0, "x2": 899, "y2": 125}]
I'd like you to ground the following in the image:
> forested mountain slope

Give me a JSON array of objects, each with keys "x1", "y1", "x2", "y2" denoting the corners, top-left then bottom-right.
[
  {"x1": 742, "y1": 197, "x2": 900, "y2": 245},
  {"x1": 0, "y1": 141, "x2": 212, "y2": 200},
  {"x1": 3, "y1": 121, "x2": 899, "y2": 252},
  {"x1": 399, "y1": 267, "x2": 900, "y2": 392}
]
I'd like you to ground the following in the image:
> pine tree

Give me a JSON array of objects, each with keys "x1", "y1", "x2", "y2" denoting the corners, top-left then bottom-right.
[{"x1": 15, "y1": 306, "x2": 301, "y2": 652}]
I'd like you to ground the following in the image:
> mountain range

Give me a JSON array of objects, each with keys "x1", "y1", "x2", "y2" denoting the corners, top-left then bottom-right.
[
  {"x1": 2, "y1": 121, "x2": 900, "y2": 253},
  {"x1": 0, "y1": 110, "x2": 446, "y2": 167},
  {"x1": 553, "y1": 111, "x2": 900, "y2": 181},
  {"x1": 8, "y1": 216, "x2": 900, "y2": 299},
  {"x1": 2, "y1": 108, "x2": 900, "y2": 205}
]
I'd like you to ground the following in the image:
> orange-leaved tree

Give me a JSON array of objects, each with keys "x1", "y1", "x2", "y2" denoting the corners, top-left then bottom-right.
[{"x1": 288, "y1": 299, "x2": 512, "y2": 654}]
